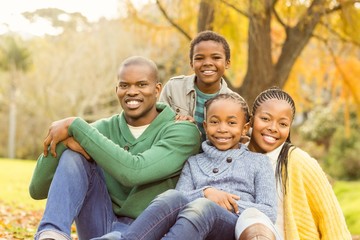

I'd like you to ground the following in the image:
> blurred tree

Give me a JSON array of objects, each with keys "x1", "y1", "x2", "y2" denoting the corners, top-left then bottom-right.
[
  {"x1": 0, "y1": 36, "x2": 32, "y2": 158},
  {"x1": 126, "y1": 0, "x2": 360, "y2": 115}
]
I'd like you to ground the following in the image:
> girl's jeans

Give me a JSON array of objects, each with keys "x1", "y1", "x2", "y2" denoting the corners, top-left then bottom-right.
[
  {"x1": 120, "y1": 189, "x2": 238, "y2": 240},
  {"x1": 35, "y1": 149, "x2": 134, "y2": 240}
]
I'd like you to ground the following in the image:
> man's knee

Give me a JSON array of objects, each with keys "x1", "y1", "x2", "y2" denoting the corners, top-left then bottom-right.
[{"x1": 59, "y1": 149, "x2": 88, "y2": 170}]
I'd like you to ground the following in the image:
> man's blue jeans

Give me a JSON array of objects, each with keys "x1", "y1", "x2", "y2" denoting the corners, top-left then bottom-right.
[
  {"x1": 35, "y1": 150, "x2": 134, "y2": 240},
  {"x1": 120, "y1": 189, "x2": 238, "y2": 240}
]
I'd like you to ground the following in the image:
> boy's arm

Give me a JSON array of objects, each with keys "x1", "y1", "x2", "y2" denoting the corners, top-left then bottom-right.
[{"x1": 158, "y1": 81, "x2": 171, "y2": 105}]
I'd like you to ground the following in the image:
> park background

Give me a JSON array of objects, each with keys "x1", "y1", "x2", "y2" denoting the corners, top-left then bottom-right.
[{"x1": 0, "y1": 0, "x2": 359, "y2": 238}]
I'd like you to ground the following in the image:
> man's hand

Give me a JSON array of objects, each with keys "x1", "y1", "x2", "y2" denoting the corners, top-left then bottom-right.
[
  {"x1": 62, "y1": 137, "x2": 91, "y2": 160},
  {"x1": 204, "y1": 187, "x2": 240, "y2": 214},
  {"x1": 43, "y1": 117, "x2": 76, "y2": 157}
]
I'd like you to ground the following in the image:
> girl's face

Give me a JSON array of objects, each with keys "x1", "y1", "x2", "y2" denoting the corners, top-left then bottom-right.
[
  {"x1": 249, "y1": 99, "x2": 293, "y2": 153},
  {"x1": 191, "y1": 40, "x2": 230, "y2": 94},
  {"x1": 204, "y1": 99, "x2": 249, "y2": 151}
]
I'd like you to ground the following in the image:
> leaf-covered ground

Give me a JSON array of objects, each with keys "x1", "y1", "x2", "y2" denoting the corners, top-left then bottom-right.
[
  {"x1": 0, "y1": 201, "x2": 78, "y2": 240},
  {"x1": 0, "y1": 201, "x2": 40, "y2": 239}
]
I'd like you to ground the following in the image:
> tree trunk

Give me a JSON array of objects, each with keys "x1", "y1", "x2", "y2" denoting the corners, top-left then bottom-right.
[
  {"x1": 197, "y1": 0, "x2": 215, "y2": 32},
  {"x1": 8, "y1": 84, "x2": 16, "y2": 159},
  {"x1": 236, "y1": 0, "x2": 326, "y2": 105},
  {"x1": 238, "y1": 0, "x2": 274, "y2": 105}
]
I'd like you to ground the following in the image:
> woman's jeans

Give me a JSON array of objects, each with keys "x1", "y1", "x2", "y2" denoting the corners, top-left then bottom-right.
[
  {"x1": 120, "y1": 189, "x2": 238, "y2": 240},
  {"x1": 35, "y1": 150, "x2": 134, "y2": 240}
]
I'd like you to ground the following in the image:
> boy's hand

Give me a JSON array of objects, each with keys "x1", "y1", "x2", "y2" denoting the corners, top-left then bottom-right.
[
  {"x1": 204, "y1": 187, "x2": 240, "y2": 214},
  {"x1": 62, "y1": 137, "x2": 91, "y2": 160},
  {"x1": 175, "y1": 114, "x2": 195, "y2": 123},
  {"x1": 43, "y1": 117, "x2": 76, "y2": 157}
]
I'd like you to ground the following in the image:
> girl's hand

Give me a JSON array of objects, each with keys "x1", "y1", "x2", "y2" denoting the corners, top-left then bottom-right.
[{"x1": 204, "y1": 187, "x2": 240, "y2": 214}]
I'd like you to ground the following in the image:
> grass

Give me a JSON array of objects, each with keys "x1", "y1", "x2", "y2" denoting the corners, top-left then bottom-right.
[
  {"x1": 0, "y1": 158, "x2": 359, "y2": 236},
  {"x1": 334, "y1": 180, "x2": 360, "y2": 234},
  {"x1": 0, "y1": 158, "x2": 46, "y2": 210}
]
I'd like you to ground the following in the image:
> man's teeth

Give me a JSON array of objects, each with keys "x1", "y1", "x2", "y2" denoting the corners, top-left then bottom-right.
[{"x1": 128, "y1": 100, "x2": 140, "y2": 105}]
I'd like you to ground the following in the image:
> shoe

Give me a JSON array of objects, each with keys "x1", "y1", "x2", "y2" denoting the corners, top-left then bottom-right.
[{"x1": 238, "y1": 223, "x2": 276, "y2": 240}]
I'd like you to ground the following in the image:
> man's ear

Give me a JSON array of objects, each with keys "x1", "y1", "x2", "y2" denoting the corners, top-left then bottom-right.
[{"x1": 155, "y1": 82, "x2": 162, "y2": 99}]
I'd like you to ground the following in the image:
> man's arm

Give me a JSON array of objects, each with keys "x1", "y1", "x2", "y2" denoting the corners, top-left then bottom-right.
[
  {"x1": 29, "y1": 142, "x2": 67, "y2": 199},
  {"x1": 69, "y1": 117, "x2": 201, "y2": 187}
]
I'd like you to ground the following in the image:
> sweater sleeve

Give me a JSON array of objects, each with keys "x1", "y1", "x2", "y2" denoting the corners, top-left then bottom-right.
[
  {"x1": 29, "y1": 143, "x2": 67, "y2": 199},
  {"x1": 69, "y1": 118, "x2": 201, "y2": 187},
  {"x1": 294, "y1": 149, "x2": 351, "y2": 239},
  {"x1": 236, "y1": 155, "x2": 277, "y2": 223},
  {"x1": 175, "y1": 158, "x2": 207, "y2": 200}
]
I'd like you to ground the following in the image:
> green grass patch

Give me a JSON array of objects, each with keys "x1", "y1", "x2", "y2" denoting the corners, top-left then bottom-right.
[
  {"x1": 0, "y1": 158, "x2": 45, "y2": 210},
  {"x1": 334, "y1": 180, "x2": 360, "y2": 235}
]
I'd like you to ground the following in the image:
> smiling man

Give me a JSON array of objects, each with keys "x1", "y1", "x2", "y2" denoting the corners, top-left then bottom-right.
[{"x1": 29, "y1": 56, "x2": 201, "y2": 240}]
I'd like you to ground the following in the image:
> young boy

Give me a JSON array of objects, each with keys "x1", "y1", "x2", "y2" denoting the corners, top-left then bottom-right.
[{"x1": 159, "y1": 30, "x2": 237, "y2": 142}]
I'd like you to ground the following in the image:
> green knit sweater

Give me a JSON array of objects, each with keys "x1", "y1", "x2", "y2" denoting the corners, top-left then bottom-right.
[{"x1": 29, "y1": 103, "x2": 201, "y2": 218}]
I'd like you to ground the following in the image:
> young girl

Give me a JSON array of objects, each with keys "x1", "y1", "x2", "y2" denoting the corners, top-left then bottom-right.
[
  {"x1": 110, "y1": 93, "x2": 278, "y2": 240},
  {"x1": 236, "y1": 87, "x2": 351, "y2": 239}
]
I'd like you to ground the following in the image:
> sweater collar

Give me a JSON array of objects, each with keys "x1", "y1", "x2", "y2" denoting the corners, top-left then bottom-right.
[
  {"x1": 199, "y1": 141, "x2": 247, "y2": 174},
  {"x1": 119, "y1": 103, "x2": 175, "y2": 143}
]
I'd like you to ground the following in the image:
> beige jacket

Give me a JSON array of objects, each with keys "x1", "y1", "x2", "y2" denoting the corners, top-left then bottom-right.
[{"x1": 159, "y1": 74, "x2": 236, "y2": 116}]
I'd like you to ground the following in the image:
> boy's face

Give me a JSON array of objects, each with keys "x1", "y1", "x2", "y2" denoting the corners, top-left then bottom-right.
[
  {"x1": 191, "y1": 40, "x2": 230, "y2": 94},
  {"x1": 204, "y1": 99, "x2": 249, "y2": 151},
  {"x1": 116, "y1": 64, "x2": 162, "y2": 127},
  {"x1": 249, "y1": 99, "x2": 292, "y2": 153}
]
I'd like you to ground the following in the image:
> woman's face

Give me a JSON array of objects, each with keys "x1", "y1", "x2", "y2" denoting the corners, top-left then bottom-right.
[{"x1": 248, "y1": 99, "x2": 293, "y2": 153}]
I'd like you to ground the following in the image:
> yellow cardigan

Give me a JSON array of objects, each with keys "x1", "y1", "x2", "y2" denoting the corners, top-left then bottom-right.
[{"x1": 283, "y1": 147, "x2": 352, "y2": 240}]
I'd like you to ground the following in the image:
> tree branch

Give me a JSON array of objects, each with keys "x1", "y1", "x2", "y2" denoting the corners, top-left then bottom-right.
[
  {"x1": 316, "y1": 21, "x2": 360, "y2": 47},
  {"x1": 324, "y1": 0, "x2": 360, "y2": 15},
  {"x1": 219, "y1": 0, "x2": 249, "y2": 18},
  {"x1": 155, "y1": 0, "x2": 192, "y2": 41},
  {"x1": 272, "y1": 0, "x2": 286, "y2": 28}
]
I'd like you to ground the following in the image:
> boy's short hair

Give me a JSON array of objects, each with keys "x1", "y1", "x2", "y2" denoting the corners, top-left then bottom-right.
[{"x1": 189, "y1": 30, "x2": 231, "y2": 63}]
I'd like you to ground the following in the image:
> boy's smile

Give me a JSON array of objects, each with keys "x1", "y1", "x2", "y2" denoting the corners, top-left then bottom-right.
[{"x1": 191, "y1": 40, "x2": 230, "y2": 94}]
